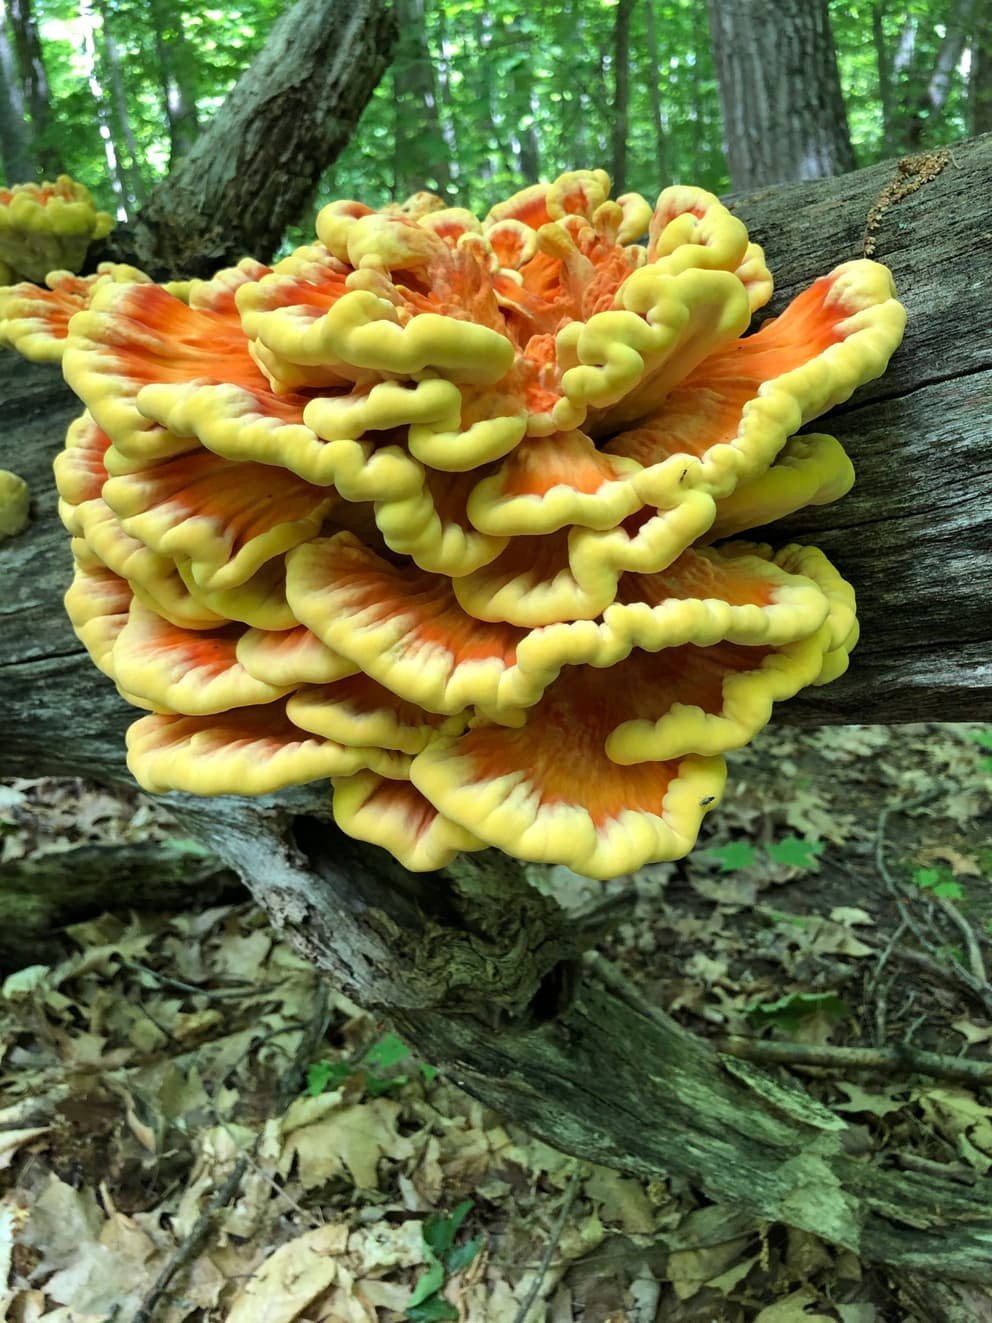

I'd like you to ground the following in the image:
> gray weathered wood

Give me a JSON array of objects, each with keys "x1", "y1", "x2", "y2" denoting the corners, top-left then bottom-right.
[{"x1": 2, "y1": 139, "x2": 992, "y2": 1286}]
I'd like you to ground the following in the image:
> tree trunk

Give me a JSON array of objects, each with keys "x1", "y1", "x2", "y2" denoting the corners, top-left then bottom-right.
[
  {"x1": 3, "y1": 137, "x2": 992, "y2": 1288},
  {"x1": 96, "y1": 0, "x2": 147, "y2": 208},
  {"x1": 973, "y1": 0, "x2": 992, "y2": 133},
  {"x1": 0, "y1": 7, "x2": 34, "y2": 184},
  {"x1": 906, "y1": 0, "x2": 976, "y2": 148},
  {"x1": 705, "y1": 0, "x2": 855, "y2": 189},
  {"x1": 506, "y1": 15, "x2": 540, "y2": 184},
  {"x1": 643, "y1": 0, "x2": 668, "y2": 186},
  {"x1": 872, "y1": 3, "x2": 897, "y2": 153},
  {"x1": 471, "y1": 8, "x2": 499, "y2": 189},
  {"x1": 4, "y1": 0, "x2": 58, "y2": 177},
  {"x1": 78, "y1": 0, "x2": 128, "y2": 221},
  {"x1": 147, "y1": 0, "x2": 200, "y2": 170},
  {"x1": 118, "y1": 0, "x2": 396, "y2": 278},
  {"x1": 391, "y1": 0, "x2": 449, "y2": 198},
  {"x1": 431, "y1": 1, "x2": 462, "y2": 192},
  {"x1": 611, "y1": 0, "x2": 635, "y2": 194}
]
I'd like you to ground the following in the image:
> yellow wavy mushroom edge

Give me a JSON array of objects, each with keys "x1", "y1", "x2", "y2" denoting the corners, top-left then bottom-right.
[{"x1": 0, "y1": 170, "x2": 905, "y2": 880}]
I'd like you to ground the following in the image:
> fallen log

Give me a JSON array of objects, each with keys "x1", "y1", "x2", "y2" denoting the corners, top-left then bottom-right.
[
  {"x1": 0, "y1": 838, "x2": 238, "y2": 967},
  {"x1": 2, "y1": 137, "x2": 992, "y2": 1287}
]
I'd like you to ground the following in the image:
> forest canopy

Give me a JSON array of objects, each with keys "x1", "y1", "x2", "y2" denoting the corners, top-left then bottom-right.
[{"x1": 0, "y1": 0, "x2": 984, "y2": 244}]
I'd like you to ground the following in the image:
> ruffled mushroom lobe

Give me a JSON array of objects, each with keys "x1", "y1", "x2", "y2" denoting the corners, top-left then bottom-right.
[{"x1": 0, "y1": 169, "x2": 906, "y2": 879}]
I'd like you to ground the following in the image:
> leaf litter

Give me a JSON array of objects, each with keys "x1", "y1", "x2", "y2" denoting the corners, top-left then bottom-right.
[{"x1": 0, "y1": 720, "x2": 989, "y2": 1321}]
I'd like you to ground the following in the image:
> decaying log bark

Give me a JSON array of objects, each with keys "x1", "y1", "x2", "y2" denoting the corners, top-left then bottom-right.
[
  {"x1": 0, "y1": 840, "x2": 238, "y2": 967},
  {"x1": 2, "y1": 138, "x2": 992, "y2": 1285},
  {"x1": 100, "y1": 0, "x2": 397, "y2": 277}
]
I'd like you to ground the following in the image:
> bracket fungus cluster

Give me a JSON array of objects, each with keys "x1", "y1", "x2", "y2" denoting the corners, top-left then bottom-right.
[
  {"x1": 0, "y1": 176, "x2": 113, "y2": 285},
  {"x1": 0, "y1": 171, "x2": 905, "y2": 879}
]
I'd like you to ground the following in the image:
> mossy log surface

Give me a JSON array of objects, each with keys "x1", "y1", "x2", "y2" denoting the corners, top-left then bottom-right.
[
  {"x1": 0, "y1": 841, "x2": 239, "y2": 967},
  {"x1": 2, "y1": 138, "x2": 992, "y2": 1289}
]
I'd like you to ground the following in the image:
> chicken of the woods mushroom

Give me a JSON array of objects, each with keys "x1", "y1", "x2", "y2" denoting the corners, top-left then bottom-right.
[
  {"x1": 0, "y1": 176, "x2": 112, "y2": 284},
  {"x1": 0, "y1": 171, "x2": 905, "y2": 879}
]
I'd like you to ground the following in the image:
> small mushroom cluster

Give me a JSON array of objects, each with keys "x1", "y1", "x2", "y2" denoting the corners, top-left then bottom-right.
[
  {"x1": 3, "y1": 171, "x2": 906, "y2": 877},
  {"x1": 0, "y1": 175, "x2": 113, "y2": 284}
]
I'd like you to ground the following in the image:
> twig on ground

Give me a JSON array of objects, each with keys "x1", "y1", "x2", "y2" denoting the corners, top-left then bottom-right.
[
  {"x1": 130, "y1": 977, "x2": 332, "y2": 1321},
  {"x1": 875, "y1": 794, "x2": 940, "y2": 953},
  {"x1": 122, "y1": 960, "x2": 282, "y2": 999},
  {"x1": 130, "y1": 1155, "x2": 248, "y2": 1323},
  {"x1": 716, "y1": 1037, "x2": 992, "y2": 1086},
  {"x1": 872, "y1": 796, "x2": 992, "y2": 1017},
  {"x1": 512, "y1": 1166, "x2": 581, "y2": 1323},
  {"x1": 865, "y1": 916, "x2": 906, "y2": 1045},
  {"x1": 276, "y1": 981, "x2": 331, "y2": 1110},
  {"x1": 894, "y1": 1152, "x2": 978, "y2": 1185},
  {"x1": 933, "y1": 895, "x2": 987, "y2": 986}
]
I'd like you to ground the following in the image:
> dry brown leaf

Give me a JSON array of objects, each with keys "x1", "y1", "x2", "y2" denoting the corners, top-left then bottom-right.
[
  {"x1": 277, "y1": 1095, "x2": 415, "y2": 1190},
  {"x1": 226, "y1": 1223, "x2": 348, "y2": 1323},
  {"x1": 833, "y1": 1082, "x2": 912, "y2": 1118},
  {"x1": 950, "y1": 1018, "x2": 992, "y2": 1045},
  {"x1": 0, "y1": 1126, "x2": 50, "y2": 1169},
  {"x1": 583, "y1": 1166, "x2": 656, "y2": 1235},
  {"x1": 665, "y1": 1206, "x2": 755, "y2": 1301},
  {"x1": 918, "y1": 845, "x2": 985, "y2": 877}
]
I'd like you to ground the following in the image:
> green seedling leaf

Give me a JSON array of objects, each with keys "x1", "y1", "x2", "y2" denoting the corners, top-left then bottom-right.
[
  {"x1": 767, "y1": 910, "x2": 808, "y2": 930},
  {"x1": 407, "y1": 1296, "x2": 459, "y2": 1323},
  {"x1": 446, "y1": 1234, "x2": 483, "y2": 1274},
  {"x1": 408, "y1": 1258, "x2": 446, "y2": 1308},
  {"x1": 768, "y1": 836, "x2": 824, "y2": 869},
  {"x1": 749, "y1": 991, "x2": 849, "y2": 1033},
  {"x1": 363, "y1": 1031, "x2": 410, "y2": 1071},
  {"x1": 420, "y1": 1063, "x2": 439, "y2": 1083},
  {"x1": 913, "y1": 867, "x2": 965, "y2": 900},
  {"x1": 932, "y1": 880, "x2": 966, "y2": 900},
  {"x1": 708, "y1": 841, "x2": 757, "y2": 872},
  {"x1": 306, "y1": 1060, "x2": 351, "y2": 1096},
  {"x1": 366, "y1": 1072, "x2": 408, "y2": 1096},
  {"x1": 966, "y1": 730, "x2": 992, "y2": 750},
  {"x1": 424, "y1": 1199, "x2": 474, "y2": 1259}
]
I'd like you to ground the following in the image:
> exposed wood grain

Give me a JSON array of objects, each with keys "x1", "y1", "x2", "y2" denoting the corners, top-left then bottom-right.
[{"x1": 731, "y1": 140, "x2": 992, "y2": 723}]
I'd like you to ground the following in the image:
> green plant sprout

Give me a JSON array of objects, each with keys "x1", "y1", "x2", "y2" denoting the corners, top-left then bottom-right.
[
  {"x1": 307, "y1": 1031, "x2": 437, "y2": 1098},
  {"x1": 408, "y1": 1199, "x2": 483, "y2": 1321},
  {"x1": 705, "y1": 836, "x2": 824, "y2": 873}
]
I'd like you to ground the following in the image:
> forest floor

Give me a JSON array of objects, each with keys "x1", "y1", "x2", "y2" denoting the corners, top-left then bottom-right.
[{"x1": 0, "y1": 721, "x2": 989, "y2": 1323}]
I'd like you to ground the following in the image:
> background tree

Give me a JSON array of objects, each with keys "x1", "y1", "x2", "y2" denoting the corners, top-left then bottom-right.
[
  {"x1": 4, "y1": 0, "x2": 59, "y2": 175},
  {"x1": 119, "y1": 0, "x2": 397, "y2": 275},
  {"x1": 706, "y1": 0, "x2": 855, "y2": 188},
  {"x1": 973, "y1": 0, "x2": 992, "y2": 130},
  {"x1": 0, "y1": 0, "x2": 979, "y2": 234},
  {"x1": 391, "y1": 0, "x2": 450, "y2": 197},
  {"x1": 0, "y1": 7, "x2": 35, "y2": 182}
]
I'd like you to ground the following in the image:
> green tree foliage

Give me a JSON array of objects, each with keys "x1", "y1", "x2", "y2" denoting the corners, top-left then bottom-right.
[{"x1": 0, "y1": 0, "x2": 980, "y2": 235}]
